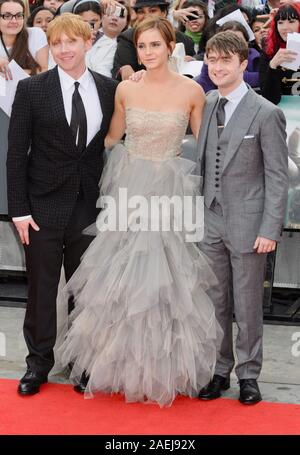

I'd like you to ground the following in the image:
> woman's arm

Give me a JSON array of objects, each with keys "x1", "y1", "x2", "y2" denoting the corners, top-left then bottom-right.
[
  {"x1": 35, "y1": 45, "x2": 49, "y2": 73},
  {"x1": 189, "y1": 82, "x2": 206, "y2": 139},
  {"x1": 104, "y1": 83, "x2": 126, "y2": 149}
]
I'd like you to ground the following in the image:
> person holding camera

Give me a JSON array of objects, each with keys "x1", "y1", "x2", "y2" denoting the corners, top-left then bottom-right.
[
  {"x1": 86, "y1": 0, "x2": 131, "y2": 77},
  {"x1": 175, "y1": 0, "x2": 209, "y2": 54}
]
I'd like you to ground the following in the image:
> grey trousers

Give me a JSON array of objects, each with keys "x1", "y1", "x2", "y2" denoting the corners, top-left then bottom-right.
[{"x1": 200, "y1": 206, "x2": 267, "y2": 380}]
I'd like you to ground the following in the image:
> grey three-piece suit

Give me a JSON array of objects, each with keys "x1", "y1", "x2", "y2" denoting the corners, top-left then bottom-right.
[{"x1": 198, "y1": 87, "x2": 289, "y2": 379}]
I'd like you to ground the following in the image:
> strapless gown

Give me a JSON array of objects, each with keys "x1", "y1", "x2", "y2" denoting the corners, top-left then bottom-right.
[{"x1": 57, "y1": 108, "x2": 222, "y2": 407}]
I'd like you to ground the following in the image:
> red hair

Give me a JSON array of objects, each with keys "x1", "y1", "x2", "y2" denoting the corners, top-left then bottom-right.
[{"x1": 265, "y1": 2, "x2": 300, "y2": 57}]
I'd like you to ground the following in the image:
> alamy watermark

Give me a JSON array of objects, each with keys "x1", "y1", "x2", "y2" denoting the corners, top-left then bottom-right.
[
  {"x1": 291, "y1": 73, "x2": 300, "y2": 96},
  {"x1": 0, "y1": 76, "x2": 5, "y2": 97},
  {"x1": 0, "y1": 332, "x2": 6, "y2": 357},
  {"x1": 291, "y1": 332, "x2": 300, "y2": 357},
  {"x1": 96, "y1": 189, "x2": 204, "y2": 242}
]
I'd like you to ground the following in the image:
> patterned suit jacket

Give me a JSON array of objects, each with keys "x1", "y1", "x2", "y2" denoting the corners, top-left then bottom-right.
[{"x1": 7, "y1": 66, "x2": 118, "y2": 228}]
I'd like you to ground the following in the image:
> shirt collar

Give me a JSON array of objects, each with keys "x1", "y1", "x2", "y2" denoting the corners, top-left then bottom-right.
[
  {"x1": 218, "y1": 81, "x2": 248, "y2": 105},
  {"x1": 57, "y1": 66, "x2": 91, "y2": 92}
]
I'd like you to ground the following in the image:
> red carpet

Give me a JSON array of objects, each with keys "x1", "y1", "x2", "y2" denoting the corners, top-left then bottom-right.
[{"x1": 0, "y1": 379, "x2": 299, "y2": 435}]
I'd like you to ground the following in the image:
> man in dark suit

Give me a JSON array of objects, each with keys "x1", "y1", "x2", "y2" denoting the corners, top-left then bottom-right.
[
  {"x1": 112, "y1": 0, "x2": 195, "y2": 80},
  {"x1": 7, "y1": 13, "x2": 117, "y2": 395}
]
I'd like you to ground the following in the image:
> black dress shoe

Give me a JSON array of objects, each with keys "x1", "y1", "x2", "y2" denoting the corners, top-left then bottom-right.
[
  {"x1": 74, "y1": 371, "x2": 89, "y2": 394},
  {"x1": 239, "y1": 379, "x2": 262, "y2": 405},
  {"x1": 198, "y1": 374, "x2": 230, "y2": 400},
  {"x1": 18, "y1": 370, "x2": 48, "y2": 396}
]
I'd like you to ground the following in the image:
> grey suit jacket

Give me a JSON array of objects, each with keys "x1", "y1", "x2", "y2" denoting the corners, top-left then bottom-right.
[{"x1": 198, "y1": 87, "x2": 289, "y2": 253}]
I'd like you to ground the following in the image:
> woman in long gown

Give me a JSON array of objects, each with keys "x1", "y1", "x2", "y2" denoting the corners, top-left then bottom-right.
[{"x1": 58, "y1": 17, "x2": 222, "y2": 407}]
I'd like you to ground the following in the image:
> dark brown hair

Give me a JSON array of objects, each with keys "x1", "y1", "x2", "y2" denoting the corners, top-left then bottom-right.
[
  {"x1": 220, "y1": 20, "x2": 249, "y2": 43},
  {"x1": 206, "y1": 30, "x2": 248, "y2": 63},
  {"x1": 133, "y1": 17, "x2": 175, "y2": 54},
  {"x1": 0, "y1": 0, "x2": 41, "y2": 75}
]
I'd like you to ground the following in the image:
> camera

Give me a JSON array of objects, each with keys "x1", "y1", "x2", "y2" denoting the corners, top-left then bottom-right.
[
  {"x1": 186, "y1": 10, "x2": 199, "y2": 21},
  {"x1": 113, "y1": 5, "x2": 125, "y2": 18}
]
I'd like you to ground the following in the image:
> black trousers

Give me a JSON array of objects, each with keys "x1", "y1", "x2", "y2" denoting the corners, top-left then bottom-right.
[{"x1": 23, "y1": 193, "x2": 98, "y2": 375}]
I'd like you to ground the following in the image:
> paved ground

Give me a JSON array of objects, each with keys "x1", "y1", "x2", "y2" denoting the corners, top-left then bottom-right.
[{"x1": 0, "y1": 306, "x2": 299, "y2": 404}]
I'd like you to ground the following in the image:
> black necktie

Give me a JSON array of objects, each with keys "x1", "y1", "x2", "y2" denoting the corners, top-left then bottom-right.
[
  {"x1": 70, "y1": 82, "x2": 87, "y2": 152},
  {"x1": 216, "y1": 97, "x2": 228, "y2": 137}
]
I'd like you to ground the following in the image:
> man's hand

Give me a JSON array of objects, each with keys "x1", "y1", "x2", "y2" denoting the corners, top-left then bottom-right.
[
  {"x1": 13, "y1": 217, "x2": 40, "y2": 245},
  {"x1": 120, "y1": 65, "x2": 135, "y2": 80},
  {"x1": 129, "y1": 69, "x2": 146, "y2": 82},
  {"x1": 253, "y1": 236, "x2": 276, "y2": 254}
]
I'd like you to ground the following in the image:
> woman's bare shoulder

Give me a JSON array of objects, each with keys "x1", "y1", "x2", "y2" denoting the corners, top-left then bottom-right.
[
  {"x1": 183, "y1": 76, "x2": 205, "y2": 95},
  {"x1": 175, "y1": 75, "x2": 205, "y2": 103}
]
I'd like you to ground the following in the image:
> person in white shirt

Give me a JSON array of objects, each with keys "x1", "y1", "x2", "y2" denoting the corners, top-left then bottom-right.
[
  {"x1": 77, "y1": 0, "x2": 130, "y2": 77},
  {"x1": 7, "y1": 13, "x2": 117, "y2": 396},
  {"x1": 0, "y1": 0, "x2": 48, "y2": 78},
  {"x1": 27, "y1": 6, "x2": 55, "y2": 68}
]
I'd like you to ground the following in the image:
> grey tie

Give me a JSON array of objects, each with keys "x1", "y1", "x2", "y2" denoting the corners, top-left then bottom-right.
[{"x1": 216, "y1": 97, "x2": 228, "y2": 137}]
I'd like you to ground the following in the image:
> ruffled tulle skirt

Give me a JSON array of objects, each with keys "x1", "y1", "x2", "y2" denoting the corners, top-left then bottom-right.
[{"x1": 57, "y1": 145, "x2": 222, "y2": 407}]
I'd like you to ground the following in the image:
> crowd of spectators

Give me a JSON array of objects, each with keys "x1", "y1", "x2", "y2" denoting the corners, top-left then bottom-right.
[{"x1": 0, "y1": 0, "x2": 299, "y2": 104}]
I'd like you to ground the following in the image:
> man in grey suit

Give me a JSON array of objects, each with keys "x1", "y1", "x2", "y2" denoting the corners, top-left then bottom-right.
[{"x1": 197, "y1": 31, "x2": 289, "y2": 404}]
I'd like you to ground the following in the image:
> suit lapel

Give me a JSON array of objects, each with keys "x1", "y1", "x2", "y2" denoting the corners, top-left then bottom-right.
[
  {"x1": 222, "y1": 88, "x2": 261, "y2": 172},
  {"x1": 198, "y1": 91, "x2": 218, "y2": 174},
  {"x1": 47, "y1": 66, "x2": 77, "y2": 155}
]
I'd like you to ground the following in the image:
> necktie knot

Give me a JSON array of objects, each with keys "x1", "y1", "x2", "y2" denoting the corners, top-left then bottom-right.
[
  {"x1": 218, "y1": 97, "x2": 228, "y2": 109},
  {"x1": 74, "y1": 81, "x2": 80, "y2": 91}
]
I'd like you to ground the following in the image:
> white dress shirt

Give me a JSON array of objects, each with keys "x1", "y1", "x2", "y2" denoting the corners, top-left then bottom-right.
[
  {"x1": 218, "y1": 81, "x2": 248, "y2": 126},
  {"x1": 86, "y1": 34, "x2": 117, "y2": 78},
  {"x1": 13, "y1": 66, "x2": 102, "y2": 222}
]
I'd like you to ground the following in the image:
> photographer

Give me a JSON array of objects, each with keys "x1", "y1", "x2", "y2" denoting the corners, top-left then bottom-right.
[
  {"x1": 176, "y1": 0, "x2": 208, "y2": 54},
  {"x1": 86, "y1": 1, "x2": 131, "y2": 77}
]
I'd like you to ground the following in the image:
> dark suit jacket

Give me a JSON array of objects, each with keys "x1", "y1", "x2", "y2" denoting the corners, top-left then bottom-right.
[
  {"x1": 112, "y1": 28, "x2": 195, "y2": 80},
  {"x1": 7, "y1": 66, "x2": 118, "y2": 229},
  {"x1": 259, "y1": 52, "x2": 299, "y2": 105}
]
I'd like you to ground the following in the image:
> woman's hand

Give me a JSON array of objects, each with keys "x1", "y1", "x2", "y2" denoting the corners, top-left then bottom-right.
[
  {"x1": 269, "y1": 48, "x2": 298, "y2": 69},
  {"x1": 0, "y1": 57, "x2": 12, "y2": 81},
  {"x1": 173, "y1": 7, "x2": 199, "y2": 25}
]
